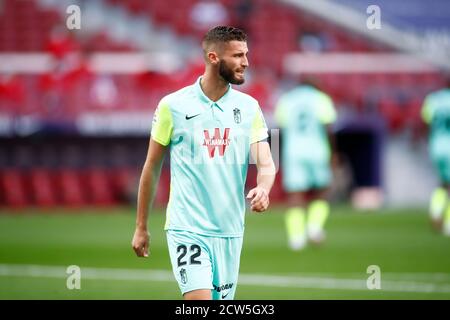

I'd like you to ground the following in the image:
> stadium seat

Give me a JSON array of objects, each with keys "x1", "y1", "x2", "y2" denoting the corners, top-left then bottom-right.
[
  {"x1": 111, "y1": 167, "x2": 138, "y2": 203},
  {"x1": 0, "y1": 169, "x2": 30, "y2": 208},
  {"x1": 29, "y1": 168, "x2": 58, "y2": 207},
  {"x1": 378, "y1": 97, "x2": 406, "y2": 132},
  {"x1": 57, "y1": 169, "x2": 88, "y2": 207},
  {"x1": 85, "y1": 168, "x2": 116, "y2": 206}
]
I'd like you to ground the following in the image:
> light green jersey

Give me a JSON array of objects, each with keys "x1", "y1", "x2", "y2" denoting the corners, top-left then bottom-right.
[
  {"x1": 275, "y1": 85, "x2": 336, "y2": 162},
  {"x1": 422, "y1": 88, "x2": 450, "y2": 159},
  {"x1": 151, "y1": 77, "x2": 268, "y2": 237}
]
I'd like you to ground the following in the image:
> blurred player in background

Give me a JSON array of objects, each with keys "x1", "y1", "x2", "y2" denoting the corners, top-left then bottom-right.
[
  {"x1": 275, "y1": 77, "x2": 337, "y2": 250},
  {"x1": 132, "y1": 26, "x2": 276, "y2": 300},
  {"x1": 422, "y1": 74, "x2": 450, "y2": 236}
]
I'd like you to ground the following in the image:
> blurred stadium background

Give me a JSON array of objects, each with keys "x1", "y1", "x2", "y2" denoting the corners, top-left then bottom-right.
[{"x1": 1, "y1": 0, "x2": 450, "y2": 299}]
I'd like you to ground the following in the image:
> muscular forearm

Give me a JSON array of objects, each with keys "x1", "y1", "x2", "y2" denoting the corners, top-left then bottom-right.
[
  {"x1": 256, "y1": 164, "x2": 276, "y2": 193},
  {"x1": 132, "y1": 138, "x2": 166, "y2": 258},
  {"x1": 247, "y1": 147, "x2": 276, "y2": 213},
  {"x1": 136, "y1": 161, "x2": 163, "y2": 230},
  {"x1": 251, "y1": 141, "x2": 276, "y2": 194}
]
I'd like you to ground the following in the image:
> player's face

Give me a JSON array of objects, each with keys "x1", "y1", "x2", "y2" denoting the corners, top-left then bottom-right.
[{"x1": 218, "y1": 41, "x2": 249, "y2": 85}]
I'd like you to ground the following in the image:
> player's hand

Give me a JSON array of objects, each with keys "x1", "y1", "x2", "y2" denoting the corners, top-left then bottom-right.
[
  {"x1": 246, "y1": 187, "x2": 269, "y2": 213},
  {"x1": 132, "y1": 228, "x2": 150, "y2": 258}
]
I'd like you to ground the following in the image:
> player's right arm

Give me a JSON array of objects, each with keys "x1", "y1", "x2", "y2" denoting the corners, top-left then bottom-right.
[
  {"x1": 132, "y1": 100, "x2": 173, "y2": 258},
  {"x1": 132, "y1": 138, "x2": 167, "y2": 257}
]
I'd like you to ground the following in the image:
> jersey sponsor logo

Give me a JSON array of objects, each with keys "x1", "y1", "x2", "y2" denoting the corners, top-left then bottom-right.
[
  {"x1": 213, "y1": 283, "x2": 233, "y2": 292},
  {"x1": 213, "y1": 282, "x2": 234, "y2": 298},
  {"x1": 233, "y1": 108, "x2": 241, "y2": 124},
  {"x1": 202, "y1": 128, "x2": 231, "y2": 158},
  {"x1": 185, "y1": 113, "x2": 200, "y2": 120}
]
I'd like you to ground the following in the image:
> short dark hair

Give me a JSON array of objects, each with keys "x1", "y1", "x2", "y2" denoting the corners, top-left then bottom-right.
[{"x1": 202, "y1": 26, "x2": 247, "y2": 46}]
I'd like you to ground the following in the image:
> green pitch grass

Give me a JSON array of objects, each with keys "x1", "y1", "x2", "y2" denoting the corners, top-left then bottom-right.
[{"x1": 1, "y1": 205, "x2": 450, "y2": 299}]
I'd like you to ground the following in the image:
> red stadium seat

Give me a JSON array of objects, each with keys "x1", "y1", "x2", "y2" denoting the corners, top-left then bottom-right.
[
  {"x1": 406, "y1": 97, "x2": 426, "y2": 129},
  {"x1": 29, "y1": 169, "x2": 58, "y2": 207},
  {"x1": 85, "y1": 168, "x2": 116, "y2": 206},
  {"x1": 0, "y1": 169, "x2": 30, "y2": 208},
  {"x1": 378, "y1": 97, "x2": 405, "y2": 132},
  {"x1": 110, "y1": 167, "x2": 138, "y2": 203},
  {"x1": 57, "y1": 169, "x2": 87, "y2": 207}
]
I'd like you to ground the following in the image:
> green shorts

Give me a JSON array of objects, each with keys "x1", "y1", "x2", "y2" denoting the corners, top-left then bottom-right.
[
  {"x1": 431, "y1": 155, "x2": 450, "y2": 184},
  {"x1": 166, "y1": 230, "x2": 243, "y2": 300},
  {"x1": 282, "y1": 158, "x2": 332, "y2": 192}
]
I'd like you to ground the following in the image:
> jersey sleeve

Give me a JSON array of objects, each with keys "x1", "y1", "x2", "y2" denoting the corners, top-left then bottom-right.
[
  {"x1": 421, "y1": 95, "x2": 433, "y2": 124},
  {"x1": 250, "y1": 104, "x2": 269, "y2": 144},
  {"x1": 317, "y1": 93, "x2": 337, "y2": 124},
  {"x1": 151, "y1": 99, "x2": 173, "y2": 146}
]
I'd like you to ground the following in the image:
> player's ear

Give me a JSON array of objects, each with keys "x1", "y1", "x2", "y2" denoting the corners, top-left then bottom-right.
[{"x1": 207, "y1": 51, "x2": 220, "y2": 65}]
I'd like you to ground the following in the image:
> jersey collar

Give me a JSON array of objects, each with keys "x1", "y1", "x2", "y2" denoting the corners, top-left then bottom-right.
[{"x1": 195, "y1": 76, "x2": 231, "y2": 111}]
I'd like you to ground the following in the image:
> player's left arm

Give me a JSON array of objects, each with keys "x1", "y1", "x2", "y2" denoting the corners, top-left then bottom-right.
[{"x1": 247, "y1": 141, "x2": 276, "y2": 212}]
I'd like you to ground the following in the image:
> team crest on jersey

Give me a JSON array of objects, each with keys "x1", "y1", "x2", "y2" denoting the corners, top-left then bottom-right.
[
  {"x1": 233, "y1": 108, "x2": 241, "y2": 124},
  {"x1": 180, "y1": 268, "x2": 187, "y2": 284}
]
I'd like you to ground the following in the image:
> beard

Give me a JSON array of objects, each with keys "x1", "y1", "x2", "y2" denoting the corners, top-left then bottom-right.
[{"x1": 219, "y1": 60, "x2": 245, "y2": 85}]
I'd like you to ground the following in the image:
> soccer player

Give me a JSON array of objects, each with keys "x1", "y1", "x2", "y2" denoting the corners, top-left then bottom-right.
[
  {"x1": 131, "y1": 26, "x2": 276, "y2": 300},
  {"x1": 275, "y1": 77, "x2": 337, "y2": 250},
  {"x1": 422, "y1": 75, "x2": 450, "y2": 236}
]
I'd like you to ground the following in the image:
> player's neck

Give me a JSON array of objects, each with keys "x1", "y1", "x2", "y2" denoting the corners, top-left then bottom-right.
[{"x1": 200, "y1": 73, "x2": 229, "y2": 102}]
